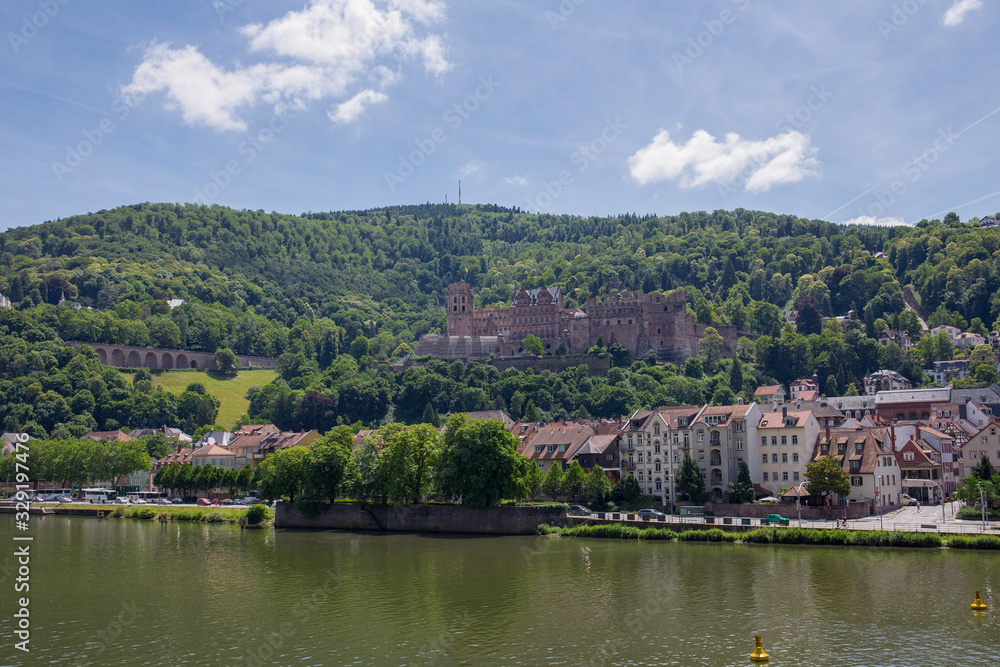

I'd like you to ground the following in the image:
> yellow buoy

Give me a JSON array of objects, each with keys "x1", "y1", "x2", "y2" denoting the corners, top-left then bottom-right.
[
  {"x1": 750, "y1": 635, "x2": 769, "y2": 662},
  {"x1": 971, "y1": 591, "x2": 987, "y2": 611}
]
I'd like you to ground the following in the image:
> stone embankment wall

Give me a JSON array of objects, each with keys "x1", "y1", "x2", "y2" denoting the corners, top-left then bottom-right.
[{"x1": 276, "y1": 502, "x2": 566, "y2": 535}]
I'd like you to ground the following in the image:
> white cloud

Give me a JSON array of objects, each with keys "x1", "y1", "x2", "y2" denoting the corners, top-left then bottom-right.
[
  {"x1": 122, "y1": 0, "x2": 449, "y2": 131},
  {"x1": 501, "y1": 175, "x2": 528, "y2": 187},
  {"x1": 459, "y1": 160, "x2": 486, "y2": 177},
  {"x1": 840, "y1": 216, "x2": 910, "y2": 227},
  {"x1": 942, "y1": 0, "x2": 982, "y2": 26},
  {"x1": 329, "y1": 88, "x2": 388, "y2": 124},
  {"x1": 628, "y1": 129, "x2": 818, "y2": 192}
]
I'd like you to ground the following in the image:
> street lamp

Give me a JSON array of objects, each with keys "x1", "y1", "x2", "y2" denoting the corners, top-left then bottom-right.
[
  {"x1": 875, "y1": 472, "x2": 883, "y2": 531},
  {"x1": 978, "y1": 481, "x2": 987, "y2": 531},
  {"x1": 927, "y1": 480, "x2": 945, "y2": 523},
  {"x1": 796, "y1": 482, "x2": 808, "y2": 527}
]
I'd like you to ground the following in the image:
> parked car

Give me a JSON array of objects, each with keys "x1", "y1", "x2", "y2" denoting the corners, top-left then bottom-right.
[
  {"x1": 171, "y1": 497, "x2": 184, "y2": 504},
  {"x1": 54, "y1": 494, "x2": 73, "y2": 503},
  {"x1": 114, "y1": 497, "x2": 131, "y2": 505},
  {"x1": 196, "y1": 498, "x2": 212, "y2": 506},
  {"x1": 156, "y1": 498, "x2": 172, "y2": 505},
  {"x1": 133, "y1": 498, "x2": 148, "y2": 505},
  {"x1": 567, "y1": 505, "x2": 592, "y2": 515},
  {"x1": 762, "y1": 513, "x2": 790, "y2": 526},
  {"x1": 901, "y1": 494, "x2": 919, "y2": 506},
  {"x1": 638, "y1": 508, "x2": 666, "y2": 518},
  {"x1": 221, "y1": 498, "x2": 234, "y2": 505}
]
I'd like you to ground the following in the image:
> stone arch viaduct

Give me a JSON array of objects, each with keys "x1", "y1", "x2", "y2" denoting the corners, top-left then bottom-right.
[{"x1": 68, "y1": 342, "x2": 279, "y2": 371}]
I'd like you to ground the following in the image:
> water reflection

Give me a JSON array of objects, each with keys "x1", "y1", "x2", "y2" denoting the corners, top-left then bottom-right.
[{"x1": 0, "y1": 518, "x2": 996, "y2": 666}]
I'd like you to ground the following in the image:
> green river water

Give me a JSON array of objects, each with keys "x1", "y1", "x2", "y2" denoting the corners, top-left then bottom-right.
[{"x1": 0, "y1": 516, "x2": 997, "y2": 666}]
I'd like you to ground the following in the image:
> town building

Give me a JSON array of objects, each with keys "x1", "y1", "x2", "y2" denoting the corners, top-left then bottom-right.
[
  {"x1": 895, "y1": 438, "x2": 945, "y2": 503},
  {"x1": 813, "y1": 427, "x2": 902, "y2": 509},
  {"x1": 753, "y1": 385, "x2": 786, "y2": 406},
  {"x1": 790, "y1": 377, "x2": 819, "y2": 400},
  {"x1": 191, "y1": 444, "x2": 236, "y2": 469},
  {"x1": 954, "y1": 332, "x2": 986, "y2": 352},
  {"x1": 960, "y1": 421, "x2": 1000, "y2": 479},
  {"x1": 932, "y1": 359, "x2": 970, "y2": 385},
  {"x1": 756, "y1": 406, "x2": 819, "y2": 495},
  {"x1": 863, "y1": 370, "x2": 913, "y2": 396},
  {"x1": 892, "y1": 424, "x2": 957, "y2": 493},
  {"x1": 929, "y1": 325, "x2": 962, "y2": 341},
  {"x1": 877, "y1": 329, "x2": 912, "y2": 351}
]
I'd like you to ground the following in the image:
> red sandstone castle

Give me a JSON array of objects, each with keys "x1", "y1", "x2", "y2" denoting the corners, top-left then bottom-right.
[{"x1": 415, "y1": 282, "x2": 740, "y2": 362}]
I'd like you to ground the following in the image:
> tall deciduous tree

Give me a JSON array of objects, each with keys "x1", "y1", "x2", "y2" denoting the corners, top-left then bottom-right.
[
  {"x1": 303, "y1": 426, "x2": 354, "y2": 502},
  {"x1": 584, "y1": 465, "x2": 612, "y2": 503},
  {"x1": 805, "y1": 455, "x2": 851, "y2": 499},
  {"x1": 436, "y1": 414, "x2": 531, "y2": 507},
  {"x1": 542, "y1": 461, "x2": 564, "y2": 499},
  {"x1": 258, "y1": 446, "x2": 310, "y2": 502},
  {"x1": 561, "y1": 460, "x2": 587, "y2": 499}
]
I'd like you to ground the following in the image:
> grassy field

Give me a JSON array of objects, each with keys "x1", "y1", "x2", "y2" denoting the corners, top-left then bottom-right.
[{"x1": 149, "y1": 368, "x2": 278, "y2": 429}]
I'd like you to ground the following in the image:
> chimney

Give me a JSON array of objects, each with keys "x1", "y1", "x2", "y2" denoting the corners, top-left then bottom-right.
[
  {"x1": 915, "y1": 424, "x2": 920, "y2": 441},
  {"x1": 737, "y1": 396, "x2": 744, "y2": 405},
  {"x1": 782, "y1": 406, "x2": 788, "y2": 418}
]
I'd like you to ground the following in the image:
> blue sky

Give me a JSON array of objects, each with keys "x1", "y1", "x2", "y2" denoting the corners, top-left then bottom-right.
[{"x1": 1, "y1": 0, "x2": 998, "y2": 231}]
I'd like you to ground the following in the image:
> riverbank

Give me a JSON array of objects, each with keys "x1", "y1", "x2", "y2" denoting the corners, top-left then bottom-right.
[
  {"x1": 538, "y1": 522, "x2": 1000, "y2": 549},
  {"x1": 0, "y1": 503, "x2": 273, "y2": 524}
]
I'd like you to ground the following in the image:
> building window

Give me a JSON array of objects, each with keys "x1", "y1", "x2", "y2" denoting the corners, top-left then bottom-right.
[
  {"x1": 763, "y1": 472, "x2": 769, "y2": 482},
  {"x1": 782, "y1": 471, "x2": 789, "y2": 481},
  {"x1": 655, "y1": 461, "x2": 661, "y2": 472},
  {"x1": 638, "y1": 472, "x2": 644, "y2": 481},
  {"x1": 547, "y1": 445, "x2": 556, "y2": 453},
  {"x1": 793, "y1": 472, "x2": 799, "y2": 481},
  {"x1": 792, "y1": 435, "x2": 798, "y2": 445},
  {"x1": 628, "y1": 436, "x2": 633, "y2": 447},
  {"x1": 782, "y1": 453, "x2": 788, "y2": 463},
  {"x1": 674, "y1": 434, "x2": 680, "y2": 444},
  {"x1": 534, "y1": 446, "x2": 542, "y2": 454},
  {"x1": 654, "y1": 424, "x2": 660, "y2": 436},
  {"x1": 793, "y1": 453, "x2": 799, "y2": 463},
  {"x1": 698, "y1": 431, "x2": 704, "y2": 442},
  {"x1": 761, "y1": 436, "x2": 767, "y2": 447},
  {"x1": 654, "y1": 443, "x2": 661, "y2": 454},
  {"x1": 771, "y1": 437, "x2": 778, "y2": 446},
  {"x1": 655, "y1": 480, "x2": 662, "y2": 491},
  {"x1": 772, "y1": 454, "x2": 778, "y2": 463},
  {"x1": 606, "y1": 454, "x2": 613, "y2": 462},
  {"x1": 781, "y1": 436, "x2": 787, "y2": 445},
  {"x1": 903, "y1": 452, "x2": 914, "y2": 461},
  {"x1": 558, "y1": 444, "x2": 566, "y2": 453},
  {"x1": 851, "y1": 476, "x2": 863, "y2": 486},
  {"x1": 736, "y1": 439, "x2": 743, "y2": 451},
  {"x1": 638, "y1": 453, "x2": 644, "y2": 464},
  {"x1": 762, "y1": 454, "x2": 768, "y2": 463},
  {"x1": 850, "y1": 460, "x2": 860, "y2": 469}
]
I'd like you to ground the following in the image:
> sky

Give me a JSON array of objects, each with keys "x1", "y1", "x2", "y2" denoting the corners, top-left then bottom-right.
[{"x1": 1, "y1": 0, "x2": 998, "y2": 231}]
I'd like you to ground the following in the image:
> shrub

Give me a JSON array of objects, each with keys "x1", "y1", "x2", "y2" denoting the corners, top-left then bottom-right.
[
  {"x1": 956, "y1": 507, "x2": 1000, "y2": 520},
  {"x1": 245, "y1": 503, "x2": 269, "y2": 525},
  {"x1": 130, "y1": 507, "x2": 157, "y2": 520},
  {"x1": 946, "y1": 534, "x2": 1000, "y2": 550}
]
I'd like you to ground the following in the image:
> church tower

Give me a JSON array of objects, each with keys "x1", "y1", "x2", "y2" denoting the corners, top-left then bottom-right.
[{"x1": 447, "y1": 283, "x2": 475, "y2": 336}]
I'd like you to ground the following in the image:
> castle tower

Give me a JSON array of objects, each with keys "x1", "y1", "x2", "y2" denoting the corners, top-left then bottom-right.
[{"x1": 447, "y1": 283, "x2": 475, "y2": 337}]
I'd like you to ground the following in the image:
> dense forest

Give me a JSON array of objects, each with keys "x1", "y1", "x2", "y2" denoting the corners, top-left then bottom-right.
[{"x1": 1, "y1": 203, "x2": 998, "y2": 436}]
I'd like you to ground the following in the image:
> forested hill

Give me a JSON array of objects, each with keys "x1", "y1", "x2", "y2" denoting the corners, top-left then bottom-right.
[
  {"x1": 1, "y1": 202, "x2": 999, "y2": 438},
  {"x1": 1, "y1": 203, "x2": 998, "y2": 344}
]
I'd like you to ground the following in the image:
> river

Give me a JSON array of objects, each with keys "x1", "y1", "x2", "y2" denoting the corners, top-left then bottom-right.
[{"x1": 0, "y1": 516, "x2": 996, "y2": 666}]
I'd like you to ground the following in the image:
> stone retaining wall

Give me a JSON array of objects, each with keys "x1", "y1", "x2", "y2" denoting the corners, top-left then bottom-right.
[{"x1": 275, "y1": 502, "x2": 566, "y2": 535}]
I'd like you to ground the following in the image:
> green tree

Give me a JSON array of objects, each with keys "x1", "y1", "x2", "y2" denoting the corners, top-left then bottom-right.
[
  {"x1": 107, "y1": 440, "x2": 151, "y2": 488},
  {"x1": 421, "y1": 402, "x2": 442, "y2": 427},
  {"x1": 698, "y1": 327, "x2": 724, "y2": 372},
  {"x1": 676, "y1": 453, "x2": 706, "y2": 504},
  {"x1": 258, "y1": 446, "x2": 311, "y2": 502},
  {"x1": 525, "y1": 462, "x2": 544, "y2": 502},
  {"x1": 436, "y1": 414, "x2": 531, "y2": 507},
  {"x1": 303, "y1": 426, "x2": 354, "y2": 502},
  {"x1": 211, "y1": 347, "x2": 240, "y2": 377},
  {"x1": 970, "y1": 345, "x2": 995, "y2": 369},
  {"x1": 729, "y1": 355, "x2": 744, "y2": 393},
  {"x1": 727, "y1": 460, "x2": 755, "y2": 504},
  {"x1": 611, "y1": 474, "x2": 640, "y2": 502},
  {"x1": 584, "y1": 465, "x2": 612, "y2": 503},
  {"x1": 542, "y1": 461, "x2": 564, "y2": 499},
  {"x1": 972, "y1": 455, "x2": 997, "y2": 481},
  {"x1": 805, "y1": 455, "x2": 851, "y2": 499},
  {"x1": 561, "y1": 460, "x2": 587, "y2": 499},
  {"x1": 523, "y1": 334, "x2": 544, "y2": 356},
  {"x1": 378, "y1": 423, "x2": 443, "y2": 504}
]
